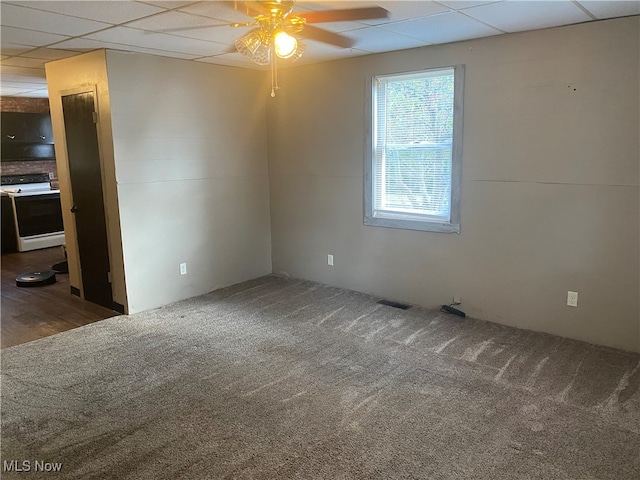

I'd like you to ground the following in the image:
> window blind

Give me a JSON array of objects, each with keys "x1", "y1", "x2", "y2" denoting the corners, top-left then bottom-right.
[{"x1": 373, "y1": 68, "x2": 455, "y2": 222}]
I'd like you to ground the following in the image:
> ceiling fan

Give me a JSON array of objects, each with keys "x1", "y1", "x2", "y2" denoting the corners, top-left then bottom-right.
[{"x1": 168, "y1": 1, "x2": 390, "y2": 96}]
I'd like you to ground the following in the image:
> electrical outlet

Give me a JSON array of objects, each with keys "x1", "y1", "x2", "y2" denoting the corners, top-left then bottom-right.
[
  {"x1": 453, "y1": 296, "x2": 461, "y2": 305},
  {"x1": 327, "y1": 254, "x2": 334, "y2": 266},
  {"x1": 567, "y1": 291, "x2": 578, "y2": 307},
  {"x1": 180, "y1": 263, "x2": 187, "y2": 275}
]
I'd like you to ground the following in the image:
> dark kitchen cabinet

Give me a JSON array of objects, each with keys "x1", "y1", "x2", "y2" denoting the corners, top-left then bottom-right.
[
  {"x1": 1, "y1": 112, "x2": 54, "y2": 144},
  {"x1": 1, "y1": 112, "x2": 55, "y2": 162}
]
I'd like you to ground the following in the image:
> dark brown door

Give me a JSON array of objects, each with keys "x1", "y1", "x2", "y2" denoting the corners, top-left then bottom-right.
[{"x1": 62, "y1": 92, "x2": 113, "y2": 309}]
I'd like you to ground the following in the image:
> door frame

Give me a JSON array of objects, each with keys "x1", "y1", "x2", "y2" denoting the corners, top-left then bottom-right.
[{"x1": 56, "y1": 84, "x2": 125, "y2": 312}]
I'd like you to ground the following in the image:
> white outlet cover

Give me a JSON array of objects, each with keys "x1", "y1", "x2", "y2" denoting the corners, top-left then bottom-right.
[{"x1": 567, "y1": 291, "x2": 578, "y2": 307}]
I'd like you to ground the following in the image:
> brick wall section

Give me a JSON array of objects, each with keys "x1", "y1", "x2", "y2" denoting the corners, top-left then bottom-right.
[
  {"x1": 0, "y1": 97, "x2": 50, "y2": 113},
  {"x1": 1, "y1": 159, "x2": 57, "y2": 176},
  {"x1": 1, "y1": 97, "x2": 57, "y2": 178}
]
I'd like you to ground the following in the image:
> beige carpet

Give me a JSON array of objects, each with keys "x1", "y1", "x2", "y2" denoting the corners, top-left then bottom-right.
[{"x1": 1, "y1": 275, "x2": 639, "y2": 479}]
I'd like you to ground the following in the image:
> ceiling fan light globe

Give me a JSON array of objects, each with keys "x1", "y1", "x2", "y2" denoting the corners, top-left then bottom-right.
[
  {"x1": 253, "y1": 44, "x2": 271, "y2": 65},
  {"x1": 274, "y1": 31, "x2": 298, "y2": 59},
  {"x1": 235, "y1": 30, "x2": 264, "y2": 60},
  {"x1": 289, "y1": 41, "x2": 306, "y2": 63}
]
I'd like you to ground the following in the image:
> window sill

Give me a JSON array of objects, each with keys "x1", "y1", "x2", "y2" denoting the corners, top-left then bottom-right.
[{"x1": 364, "y1": 215, "x2": 460, "y2": 234}]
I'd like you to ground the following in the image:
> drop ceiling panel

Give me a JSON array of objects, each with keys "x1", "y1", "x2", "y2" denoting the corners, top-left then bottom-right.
[
  {"x1": 291, "y1": 39, "x2": 368, "y2": 64},
  {"x1": 357, "y1": 0, "x2": 451, "y2": 24},
  {"x1": 0, "y1": 26, "x2": 70, "y2": 47},
  {"x1": 125, "y1": 10, "x2": 228, "y2": 31},
  {"x1": 85, "y1": 26, "x2": 230, "y2": 56},
  {"x1": 303, "y1": 19, "x2": 366, "y2": 33},
  {"x1": 124, "y1": 10, "x2": 242, "y2": 44},
  {"x1": 0, "y1": 42, "x2": 35, "y2": 56},
  {"x1": 0, "y1": 67, "x2": 47, "y2": 82},
  {"x1": 141, "y1": 1, "x2": 196, "y2": 8},
  {"x1": 7, "y1": 0, "x2": 165, "y2": 24},
  {"x1": 54, "y1": 37, "x2": 201, "y2": 60},
  {"x1": 578, "y1": 0, "x2": 640, "y2": 19},
  {"x1": 464, "y1": 0, "x2": 592, "y2": 32},
  {"x1": 195, "y1": 52, "x2": 265, "y2": 69},
  {"x1": 299, "y1": 0, "x2": 365, "y2": 8},
  {"x1": 347, "y1": 26, "x2": 430, "y2": 53},
  {"x1": 177, "y1": 1, "x2": 262, "y2": 23},
  {"x1": 0, "y1": 56, "x2": 48, "y2": 69},
  {"x1": 20, "y1": 48, "x2": 83, "y2": 60},
  {"x1": 0, "y1": 65, "x2": 46, "y2": 76},
  {"x1": 437, "y1": 0, "x2": 503, "y2": 10},
  {"x1": 161, "y1": 25, "x2": 251, "y2": 44},
  {"x1": 380, "y1": 11, "x2": 503, "y2": 44},
  {"x1": 0, "y1": 3, "x2": 111, "y2": 36}
]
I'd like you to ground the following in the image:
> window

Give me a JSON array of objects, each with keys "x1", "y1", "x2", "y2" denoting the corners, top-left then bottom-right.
[{"x1": 365, "y1": 65, "x2": 464, "y2": 233}]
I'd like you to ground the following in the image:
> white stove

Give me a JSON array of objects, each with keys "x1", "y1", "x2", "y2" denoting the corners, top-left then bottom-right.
[
  {"x1": 1, "y1": 182, "x2": 59, "y2": 196},
  {"x1": 1, "y1": 173, "x2": 65, "y2": 252}
]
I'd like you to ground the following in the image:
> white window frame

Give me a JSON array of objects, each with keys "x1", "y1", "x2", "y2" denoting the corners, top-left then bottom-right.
[{"x1": 364, "y1": 65, "x2": 464, "y2": 233}]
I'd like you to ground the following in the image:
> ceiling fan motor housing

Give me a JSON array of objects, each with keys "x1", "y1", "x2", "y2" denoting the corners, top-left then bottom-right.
[{"x1": 262, "y1": 1, "x2": 295, "y2": 17}]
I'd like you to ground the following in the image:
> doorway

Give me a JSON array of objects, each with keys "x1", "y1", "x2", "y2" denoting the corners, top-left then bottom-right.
[
  {"x1": 0, "y1": 247, "x2": 116, "y2": 348},
  {"x1": 61, "y1": 91, "x2": 113, "y2": 310}
]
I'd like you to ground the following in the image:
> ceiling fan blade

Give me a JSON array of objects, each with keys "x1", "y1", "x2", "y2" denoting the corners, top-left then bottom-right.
[
  {"x1": 298, "y1": 7, "x2": 389, "y2": 24},
  {"x1": 299, "y1": 25, "x2": 355, "y2": 49}
]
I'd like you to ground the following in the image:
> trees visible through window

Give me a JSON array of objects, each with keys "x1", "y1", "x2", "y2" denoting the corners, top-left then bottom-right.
[{"x1": 365, "y1": 66, "x2": 464, "y2": 233}]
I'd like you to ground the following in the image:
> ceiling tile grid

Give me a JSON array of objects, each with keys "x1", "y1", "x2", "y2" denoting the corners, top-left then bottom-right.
[
  {"x1": 344, "y1": 26, "x2": 430, "y2": 53},
  {"x1": 0, "y1": 0, "x2": 638, "y2": 97},
  {"x1": 1, "y1": 2, "x2": 112, "y2": 36},
  {"x1": 10, "y1": 1, "x2": 167, "y2": 24},
  {"x1": 461, "y1": 0, "x2": 593, "y2": 33},
  {"x1": 378, "y1": 10, "x2": 503, "y2": 43}
]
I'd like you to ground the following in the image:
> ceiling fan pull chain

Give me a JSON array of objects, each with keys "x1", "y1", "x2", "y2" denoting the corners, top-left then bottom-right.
[{"x1": 271, "y1": 44, "x2": 278, "y2": 98}]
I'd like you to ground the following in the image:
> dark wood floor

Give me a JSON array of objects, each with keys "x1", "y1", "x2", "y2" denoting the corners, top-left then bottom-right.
[{"x1": 1, "y1": 247, "x2": 117, "y2": 349}]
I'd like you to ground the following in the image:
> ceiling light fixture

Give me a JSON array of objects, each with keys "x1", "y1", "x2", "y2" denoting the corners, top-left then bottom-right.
[
  {"x1": 233, "y1": 1, "x2": 308, "y2": 97},
  {"x1": 161, "y1": 1, "x2": 388, "y2": 97}
]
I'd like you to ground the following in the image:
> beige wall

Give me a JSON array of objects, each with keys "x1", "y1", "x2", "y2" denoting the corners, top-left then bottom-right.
[
  {"x1": 268, "y1": 17, "x2": 640, "y2": 351},
  {"x1": 46, "y1": 50, "x2": 127, "y2": 308},
  {"x1": 105, "y1": 51, "x2": 272, "y2": 313}
]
